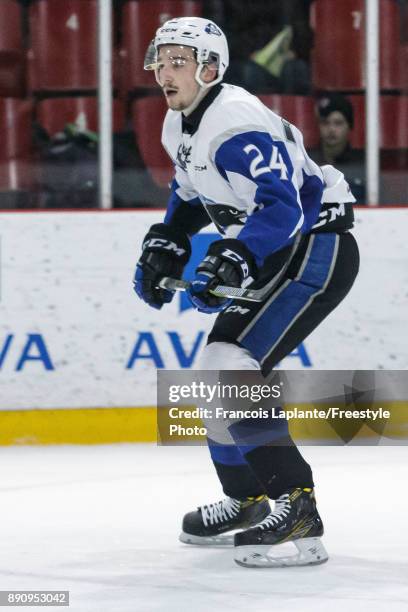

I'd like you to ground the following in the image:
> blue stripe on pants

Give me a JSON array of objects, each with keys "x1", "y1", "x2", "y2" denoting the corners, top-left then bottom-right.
[
  {"x1": 228, "y1": 407, "x2": 289, "y2": 447},
  {"x1": 239, "y1": 234, "x2": 338, "y2": 363},
  {"x1": 208, "y1": 439, "x2": 257, "y2": 465}
]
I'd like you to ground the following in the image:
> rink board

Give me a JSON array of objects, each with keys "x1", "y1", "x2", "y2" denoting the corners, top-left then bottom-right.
[
  {"x1": 0, "y1": 208, "x2": 407, "y2": 444},
  {"x1": 1, "y1": 402, "x2": 407, "y2": 445}
]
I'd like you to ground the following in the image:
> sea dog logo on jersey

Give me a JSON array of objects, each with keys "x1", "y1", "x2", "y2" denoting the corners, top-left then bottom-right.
[
  {"x1": 205, "y1": 23, "x2": 222, "y2": 36},
  {"x1": 205, "y1": 204, "x2": 247, "y2": 234},
  {"x1": 176, "y1": 144, "x2": 192, "y2": 171}
]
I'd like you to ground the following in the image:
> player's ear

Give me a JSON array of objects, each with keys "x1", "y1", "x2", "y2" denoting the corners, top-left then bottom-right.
[{"x1": 200, "y1": 65, "x2": 217, "y2": 83}]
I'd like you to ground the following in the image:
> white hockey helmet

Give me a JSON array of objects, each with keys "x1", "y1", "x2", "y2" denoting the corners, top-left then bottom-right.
[{"x1": 144, "y1": 17, "x2": 229, "y2": 89}]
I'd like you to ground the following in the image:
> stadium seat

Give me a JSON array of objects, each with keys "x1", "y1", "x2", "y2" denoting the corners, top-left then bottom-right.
[
  {"x1": 0, "y1": 159, "x2": 36, "y2": 193},
  {"x1": 380, "y1": 169, "x2": 408, "y2": 202},
  {"x1": 0, "y1": 0, "x2": 25, "y2": 96},
  {"x1": 311, "y1": 0, "x2": 403, "y2": 91},
  {"x1": 120, "y1": 0, "x2": 202, "y2": 91},
  {"x1": 401, "y1": 45, "x2": 408, "y2": 91},
  {"x1": 36, "y1": 97, "x2": 126, "y2": 135},
  {"x1": 380, "y1": 96, "x2": 408, "y2": 149},
  {"x1": 347, "y1": 95, "x2": 365, "y2": 149},
  {"x1": 258, "y1": 95, "x2": 320, "y2": 148},
  {"x1": 28, "y1": 0, "x2": 98, "y2": 91},
  {"x1": 0, "y1": 99, "x2": 36, "y2": 196},
  {"x1": 132, "y1": 95, "x2": 173, "y2": 186},
  {"x1": 0, "y1": 98, "x2": 33, "y2": 160},
  {"x1": 347, "y1": 95, "x2": 408, "y2": 150},
  {"x1": 380, "y1": 0, "x2": 404, "y2": 91}
]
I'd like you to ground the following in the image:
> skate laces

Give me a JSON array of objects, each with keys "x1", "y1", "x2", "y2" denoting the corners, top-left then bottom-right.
[
  {"x1": 200, "y1": 498, "x2": 241, "y2": 527},
  {"x1": 257, "y1": 493, "x2": 291, "y2": 530}
]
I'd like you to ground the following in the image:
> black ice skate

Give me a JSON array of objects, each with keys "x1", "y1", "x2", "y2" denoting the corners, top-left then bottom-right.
[
  {"x1": 234, "y1": 487, "x2": 329, "y2": 567},
  {"x1": 179, "y1": 495, "x2": 270, "y2": 546}
]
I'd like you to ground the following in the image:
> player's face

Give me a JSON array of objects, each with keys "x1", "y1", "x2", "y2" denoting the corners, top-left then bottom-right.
[
  {"x1": 319, "y1": 112, "x2": 351, "y2": 150},
  {"x1": 155, "y1": 45, "x2": 201, "y2": 110}
]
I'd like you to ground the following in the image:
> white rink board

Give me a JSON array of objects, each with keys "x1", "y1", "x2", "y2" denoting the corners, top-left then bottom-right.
[{"x1": 0, "y1": 208, "x2": 407, "y2": 410}]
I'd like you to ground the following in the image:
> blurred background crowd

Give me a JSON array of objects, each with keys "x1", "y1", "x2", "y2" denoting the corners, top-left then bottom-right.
[{"x1": 1, "y1": 0, "x2": 408, "y2": 209}]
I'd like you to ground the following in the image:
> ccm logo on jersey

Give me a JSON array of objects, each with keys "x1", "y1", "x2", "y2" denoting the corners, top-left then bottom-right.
[
  {"x1": 224, "y1": 305, "x2": 250, "y2": 315},
  {"x1": 221, "y1": 249, "x2": 250, "y2": 277},
  {"x1": 312, "y1": 203, "x2": 346, "y2": 229},
  {"x1": 143, "y1": 238, "x2": 187, "y2": 257}
]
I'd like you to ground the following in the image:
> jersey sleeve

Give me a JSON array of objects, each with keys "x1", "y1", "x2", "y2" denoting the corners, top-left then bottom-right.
[
  {"x1": 164, "y1": 165, "x2": 211, "y2": 236},
  {"x1": 296, "y1": 133, "x2": 325, "y2": 232},
  {"x1": 212, "y1": 129, "x2": 320, "y2": 266}
]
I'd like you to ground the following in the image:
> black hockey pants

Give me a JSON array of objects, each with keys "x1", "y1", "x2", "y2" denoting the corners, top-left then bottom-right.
[{"x1": 206, "y1": 231, "x2": 360, "y2": 499}]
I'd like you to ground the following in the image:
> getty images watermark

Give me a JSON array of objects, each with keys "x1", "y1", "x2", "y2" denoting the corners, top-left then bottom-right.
[
  {"x1": 166, "y1": 382, "x2": 389, "y2": 436},
  {"x1": 157, "y1": 370, "x2": 408, "y2": 445},
  {"x1": 167, "y1": 381, "x2": 389, "y2": 416}
]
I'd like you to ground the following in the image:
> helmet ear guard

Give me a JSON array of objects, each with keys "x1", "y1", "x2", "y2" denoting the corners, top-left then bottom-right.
[{"x1": 194, "y1": 54, "x2": 222, "y2": 88}]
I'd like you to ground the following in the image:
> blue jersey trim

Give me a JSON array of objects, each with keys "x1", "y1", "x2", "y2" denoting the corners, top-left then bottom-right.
[
  {"x1": 164, "y1": 178, "x2": 202, "y2": 225},
  {"x1": 214, "y1": 131, "x2": 304, "y2": 265},
  {"x1": 299, "y1": 170, "x2": 324, "y2": 232}
]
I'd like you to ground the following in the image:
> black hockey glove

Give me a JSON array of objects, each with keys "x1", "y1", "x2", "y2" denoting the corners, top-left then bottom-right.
[
  {"x1": 187, "y1": 239, "x2": 256, "y2": 313},
  {"x1": 134, "y1": 223, "x2": 191, "y2": 310}
]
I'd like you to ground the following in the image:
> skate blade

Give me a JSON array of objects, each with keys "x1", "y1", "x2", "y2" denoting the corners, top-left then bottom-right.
[
  {"x1": 234, "y1": 537, "x2": 329, "y2": 568},
  {"x1": 179, "y1": 531, "x2": 234, "y2": 546}
]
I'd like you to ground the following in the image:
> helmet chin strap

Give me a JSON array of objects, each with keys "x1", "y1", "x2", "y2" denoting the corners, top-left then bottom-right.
[{"x1": 182, "y1": 63, "x2": 221, "y2": 116}]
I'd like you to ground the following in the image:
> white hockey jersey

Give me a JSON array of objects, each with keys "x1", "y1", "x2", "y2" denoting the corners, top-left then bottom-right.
[{"x1": 162, "y1": 84, "x2": 338, "y2": 266}]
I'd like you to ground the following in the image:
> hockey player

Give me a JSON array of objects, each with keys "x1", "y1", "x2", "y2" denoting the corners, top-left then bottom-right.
[{"x1": 134, "y1": 17, "x2": 359, "y2": 568}]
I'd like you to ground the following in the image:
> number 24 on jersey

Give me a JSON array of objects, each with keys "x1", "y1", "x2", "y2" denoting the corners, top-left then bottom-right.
[{"x1": 244, "y1": 143, "x2": 289, "y2": 180}]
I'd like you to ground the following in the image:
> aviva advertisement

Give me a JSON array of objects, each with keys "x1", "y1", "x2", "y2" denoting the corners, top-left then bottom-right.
[{"x1": 0, "y1": 209, "x2": 407, "y2": 417}]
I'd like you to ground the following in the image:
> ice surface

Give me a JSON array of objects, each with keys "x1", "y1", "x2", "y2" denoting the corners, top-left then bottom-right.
[{"x1": 0, "y1": 444, "x2": 407, "y2": 612}]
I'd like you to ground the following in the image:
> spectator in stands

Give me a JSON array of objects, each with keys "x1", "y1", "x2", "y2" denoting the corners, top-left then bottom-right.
[
  {"x1": 248, "y1": 21, "x2": 312, "y2": 94},
  {"x1": 204, "y1": 0, "x2": 313, "y2": 94},
  {"x1": 310, "y1": 94, "x2": 366, "y2": 204}
]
